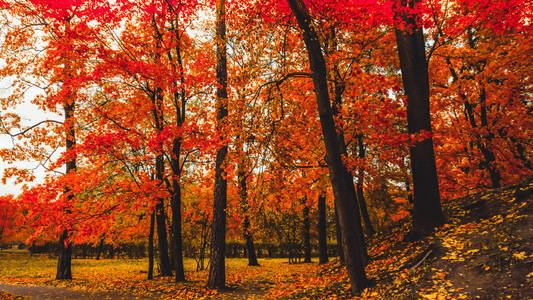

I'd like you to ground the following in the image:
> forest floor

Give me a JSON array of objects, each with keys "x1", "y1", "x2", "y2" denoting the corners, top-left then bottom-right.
[{"x1": 0, "y1": 181, "x2": 532, "y2": 299}]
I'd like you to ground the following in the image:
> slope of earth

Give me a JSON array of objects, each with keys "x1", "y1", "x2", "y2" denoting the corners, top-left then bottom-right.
[{"x1": 270, "y1": 181, "x2": 533, "y2": 299}]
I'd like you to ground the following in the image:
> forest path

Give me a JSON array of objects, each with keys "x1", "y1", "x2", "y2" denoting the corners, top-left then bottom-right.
[
  {"x1": 412, "y1": 183, "x2": 533, "y2": 299},
  {"x1": 0, "y1": 276, "x2": 273, "y2": 300},
  {"x1": 0, "y1": 283, "x2": 154, "y2": 299}
]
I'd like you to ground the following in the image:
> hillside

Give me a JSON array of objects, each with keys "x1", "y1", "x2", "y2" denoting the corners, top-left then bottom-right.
[{"x1": 296, "y1": 181, "x2": 533, "y2": 299}]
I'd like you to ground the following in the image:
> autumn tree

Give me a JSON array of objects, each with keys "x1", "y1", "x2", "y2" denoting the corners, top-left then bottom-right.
[
  {"x1": 285, "y1": 0, "x2": 369, "y2": 293},
  {"x1": 209, "y1": 0, "x2": 229, "y2": 288},
  {"x1": 394, "y1": 0, "x2": 445, "y2": 235}
]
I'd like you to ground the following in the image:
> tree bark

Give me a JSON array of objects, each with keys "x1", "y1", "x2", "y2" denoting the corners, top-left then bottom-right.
[
  {"x1": 208, "y1": 0, "x2": 228, "y2": 289},
  {"x1": 334, "y1": 201, "x2": 344, "y2": 265},
  {"x1": 56, "y1": 229, "x2": 72, "y2": 279},
  {"x1": 330, "y1": 33, "x2": 368, "y2": 263},
  {"x1": 238, "y1": 169, "x2": 259, "y2": 266},
  {"x1": 356, "y1": 135, "x2": 375, "y2": 235},
  {"x1": 395, "y1": 0, "x2": 445, "y2": 235},
  {"x1": 286, "y1": 0, "x2": 368, "y2": 293},
  {"x1": 170, "y1": 141, "x2": 185, "y2": 281},
  {"x1": 339, "y1": 136, "x2": 368, "y2": 265},
  {"x1": 148, "y1": 211, "x2": 155, "y2": 280},
  {"x1": 155, "y1": 154, "x2": 172, "y2": 276},
  {"x1": 148, "y1": 82, "x2": 172, "y2": 277},
  {"x1": 170, "y1": 179, "x2": 185, "y2": 281},
  {"x1": 96, "y1": 237, "x2": 104, "y2": 260},
  {"x1": 318, "y1": 194, "x2": 328, "y2": 264},
  {"x1": 56, "y1": 99, "x2": 75, "y2": 280},
  {"x1": 167, "y1": 25, "x2": 188, "y2": 282},
  {"x1": 477, "y1": 88, "x2": 501, "y2": 188}
]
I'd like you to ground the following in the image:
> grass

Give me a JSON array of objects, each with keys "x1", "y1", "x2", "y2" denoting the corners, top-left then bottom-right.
[{"x1": 0, "y1": 250, "x2": 321, "y2": 299}]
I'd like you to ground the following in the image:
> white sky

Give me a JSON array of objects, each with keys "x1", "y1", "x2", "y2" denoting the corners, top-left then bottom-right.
[{"x1": 0, "y1": 78, "x2": 63, "y2": 196}]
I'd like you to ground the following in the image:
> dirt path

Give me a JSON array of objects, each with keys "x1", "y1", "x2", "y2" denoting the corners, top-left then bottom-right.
[
  {"x1": 0, "y1": 281, "x2": 272, "y2": 300},
  {"x1": 415, "y1": 186, "x2": 533, "y2": 299},
  {"x1": 0, "y1": 283, "x2": 153, "y2": 299}
]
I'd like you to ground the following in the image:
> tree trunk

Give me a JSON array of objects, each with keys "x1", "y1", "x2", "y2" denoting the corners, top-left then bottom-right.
[
  {"x1": 356, "y1": 184, "x2": 374, "y2": 235},
  {"x1": 330, "y1": 31, "x2": 368, "y2": 264},
  {"x1": 148, "y1": 211, "x2": 155, "y2": 280},
  {"x1": 244, "y1": 220, "x2": 259, "y2": 266},
  {"x1": 334, "y1": 202, "x2": 344, "y2": 264},
  {"x1": 318, "y1": 194, "x2": 328, "y2": 264},
  {"x1": 56, "y1": 99, "x2": 76, "y2": 280},
  {"x1": 155, "y1": 154, "x2": 172, "y2": 276},
  {"x1": 170, "y1": 140, "x2": 185, "y2": 282},
  {"x1": 208, "y1": 0, "x2": 228, "y2": 289},
  {"x1": 338, "y1": 137, "x2": 368, "y2": 265},
  {"x1": 96, "y1": 237, "x2": 104, "y2": 260},
  {"x1": 56, "y1": 229, "x2": 72, "y2": 279},
  {"x1": 167, "y1": 20, "x2": 187, "y2": 282},
  {"x1": 395, "y1": 0, "x2": 445, "y2": 235},
  {"x1": 238, "y1": 169, "x2": 259, "y2": 266},
  {"x1": 286, "y1": 0, "x2": 368, "y2": 293},
  {"x1": 477, "y1": 88, "x2": 501, "y2": 188},
  {"x1": 356, "y1": 135, "x2": 375, "y2": 235},
  {"x1": 303, "y1": 204, "x2": 311, "y2": 263}
]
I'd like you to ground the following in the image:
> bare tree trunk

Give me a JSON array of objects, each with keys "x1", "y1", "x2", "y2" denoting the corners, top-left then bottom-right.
[
  {"x1": 155, "y1": 154, "x2": 172, "y2": 276},
  {"x1": 286, "y1": 0, "x2": 368, "y2": 293},
  {"x1": 356, "y1": 135, "x2": 374, "y2": 235},
  {"x1": 96, "y1": 237, "x2": 104, "y2": 260},
  {"x1": 208, "y1": 0, "x2": 228, "y2": 289},
  {"x1": 339, "y1": 136, "x2": 368, "y2": 265},
  {"x1": 318, "y1": 194, "x2": 328, "y2": 264},
  {"x1": 170, "y1": 182, "x2": 185, "y2": 281},
  {"x1": 334, "y1": 203, "x2": 344, "y2": 265},
  {"x1": 56, "y1": 229, "x2": 72, "y2": 279},
  {"x1": 244, "y1": 216, "x2": 259, "y2": 266},
  {"x1": 168, "y1": 22, "x2": 187, "y2": 282},
  {"x1": 239, "y1": 169, "x2": 259, "y2": 266},
  {"x1": 395, "y1": 0, "x2": 445, "y2": 235},
  {"x1": 148, "y1": 211, "x2": 155, "y2": 280},
  {"x1": 170, "y1": 141, "x2": 185, "y2": 282},
  {"x1": 329, "y1": 29, "x2": 368, "y2": 264},
  {"x1": 56, "y1": 99, "x2": 75, "y2": 280}
]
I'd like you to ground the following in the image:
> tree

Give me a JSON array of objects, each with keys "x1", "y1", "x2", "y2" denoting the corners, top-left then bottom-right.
[
  {"x1": 317, "y1": 193, "x2": 328, "y2": 264},
  {"x1": 285, "y1": 0, "x2": 368, "y2": 293},
  {"x1": 208, "y1": 0, "x2": 229, "y2": 289},
  {"x1": 395, "y1": 0, "x2": 445, "y2": 235},
  {"x1": 238, "y1": 164, "x2": 259, "y2": 266}
]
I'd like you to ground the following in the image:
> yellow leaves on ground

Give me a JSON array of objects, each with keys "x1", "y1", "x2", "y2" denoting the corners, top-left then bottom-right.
[
  {"x1": 512, "y1": 252, "x2": 527, "y2": 260},
  {"x1": 420, "y1": 291, "x2": 447, "y2": 299}
]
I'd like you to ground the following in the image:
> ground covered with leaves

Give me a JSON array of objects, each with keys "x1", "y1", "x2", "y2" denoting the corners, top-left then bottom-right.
[{"x1": 1, "y1": 182, "x2": 532, "y2": 299}]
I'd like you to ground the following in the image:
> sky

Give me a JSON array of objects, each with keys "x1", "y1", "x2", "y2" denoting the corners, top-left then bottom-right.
[{"x1": 0, "y1": 77, "x2": 63, "y2": 196}]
